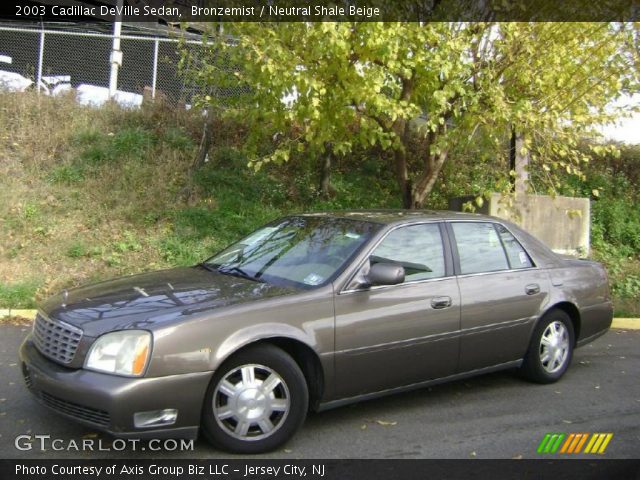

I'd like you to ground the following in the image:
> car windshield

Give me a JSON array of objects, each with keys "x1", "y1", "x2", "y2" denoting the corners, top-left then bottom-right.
[{"x1": 204, "y1": 216, "x2": 380, "y2": 288}]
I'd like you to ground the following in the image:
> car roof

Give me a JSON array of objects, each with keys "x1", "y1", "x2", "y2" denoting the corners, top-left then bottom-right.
[
  {"x1": 296, "y1": 209, "x2": 492, "y2": 225},
  {"x1": 295, "y1": 209, "x2": 562, "y2": 268}
]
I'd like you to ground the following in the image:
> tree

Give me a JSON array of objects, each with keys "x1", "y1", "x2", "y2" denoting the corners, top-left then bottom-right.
[{"x1": 186, "y1": 22, "x2": 639, "y2": 208}]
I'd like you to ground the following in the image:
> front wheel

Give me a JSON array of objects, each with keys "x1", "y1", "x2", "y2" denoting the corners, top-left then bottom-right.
[
  {"x1": 520, "y1": 310, "x2": 575, "y2": 384},
  {"x1": 201, "y1": 344, "x2": 308, "y2": 453}
]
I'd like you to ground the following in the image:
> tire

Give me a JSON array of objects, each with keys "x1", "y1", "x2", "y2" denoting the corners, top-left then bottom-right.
[
  {"x1": 201, "y1": 344, "x2": 308, "y2": 453},
  {"x1": 520, "y1": 310, "x2": 575, "y2": 384}
]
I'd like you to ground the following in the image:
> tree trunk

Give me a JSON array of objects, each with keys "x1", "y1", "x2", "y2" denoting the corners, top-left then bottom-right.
[
  {"x1": 394, "y1": 148, "x2": 413, "y2": 209},
  {"x1": 391, "y1": 78, "x2": 415, "y2": 209},
  {"x1": 319, "y1": 149, "x2": 333, "y2": 198},
  {"x1": 411, "y1": 149, "x2": 449, "y2": 209},
  {"x1": 408, "y1": 125, "x2": 447, "y2": 209},
  {"x1": 509, "y1": 125, "x2": 516, "y2": 191},
  {"x1": 513, "y1": 131, "x2": 529, "y2": 196},
  {"x1": 191, "y1": 109, "x2": 215, "y2": 173},
  {"x1": 180, "y1": 109, "x2": 215, "y2": 202}
]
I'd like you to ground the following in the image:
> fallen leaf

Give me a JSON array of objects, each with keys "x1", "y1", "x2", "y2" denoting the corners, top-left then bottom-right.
[
  {"x1": 376, "y1": 420, "x2": 397, "y2": 426},
  {"x1": 360, "y1": 424, "x2": 367, "y2": 430}
]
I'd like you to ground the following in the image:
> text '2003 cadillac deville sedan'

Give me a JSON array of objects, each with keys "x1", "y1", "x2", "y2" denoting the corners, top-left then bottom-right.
[{"x1": 20, "y1": 210, "x2": 613, "y2": 453}]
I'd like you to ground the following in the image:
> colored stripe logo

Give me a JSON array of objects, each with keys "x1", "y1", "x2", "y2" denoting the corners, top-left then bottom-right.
[{"x1": 538, "y1": 433, "x2": 613, "y2": 454}]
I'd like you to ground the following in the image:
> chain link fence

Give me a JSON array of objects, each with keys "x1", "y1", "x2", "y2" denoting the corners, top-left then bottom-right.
[{"x1": 0, "y1": 25, "x2": 212, "y2": 107}]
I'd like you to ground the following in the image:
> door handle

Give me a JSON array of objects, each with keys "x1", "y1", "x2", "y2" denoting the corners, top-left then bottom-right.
[
  {"x1": 525, "y1": 283, "x2": 541, "y2": 295},
  {"x1": 431, "y1": 296, "x2": 452, "y2": 309}
]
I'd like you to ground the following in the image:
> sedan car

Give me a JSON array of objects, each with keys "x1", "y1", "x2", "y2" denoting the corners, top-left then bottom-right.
[{"x1": 19, "y1": 210, "x2": 613, "y2": 453}]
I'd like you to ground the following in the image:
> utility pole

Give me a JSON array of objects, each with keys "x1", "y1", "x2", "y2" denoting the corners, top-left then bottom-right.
[{"x1": 108, "y1": 0, "x2": 124, "y2": 99}]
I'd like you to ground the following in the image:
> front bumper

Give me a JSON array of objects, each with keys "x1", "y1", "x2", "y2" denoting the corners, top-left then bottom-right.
[{"x1": 19, "y1": 335, "x2": 213, "y2": 440}]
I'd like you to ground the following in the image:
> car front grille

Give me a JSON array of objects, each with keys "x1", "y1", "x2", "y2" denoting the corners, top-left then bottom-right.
[
  {"x1": 40, "y1": 391, "x2": 111, "y2": 427},
  {"x1": 32, "y1": 313, "x2": 83, "y2": 365}
]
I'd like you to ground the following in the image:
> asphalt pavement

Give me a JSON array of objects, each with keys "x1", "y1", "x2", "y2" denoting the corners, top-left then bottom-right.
[{"x1": 1, "y1": 324, "x2": 638, "y2": 459}]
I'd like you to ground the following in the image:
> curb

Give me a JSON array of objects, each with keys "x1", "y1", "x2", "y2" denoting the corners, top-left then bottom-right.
[
  {"x1": 0, "y1": 309, "x2": 38, "y2": 319},
  {"x1": 610, "y1": 318, "x2": 640, "y2": 330},
  {"x1": 1, "y1": 310, "x2": 638, "y2": 329}
]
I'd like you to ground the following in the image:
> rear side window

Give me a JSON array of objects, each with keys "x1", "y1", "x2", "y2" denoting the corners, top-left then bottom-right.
[
  {"x1": 451, "y1": 222, "x2": 509, "y2": 274},
  {"x1": 496, "y1": 224, "x2": 533, "y2": 269}
]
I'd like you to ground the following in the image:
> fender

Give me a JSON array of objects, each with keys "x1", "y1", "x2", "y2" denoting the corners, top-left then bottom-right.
[{"x1": 212, "y1": 322, "x2": 318, "y2": 371}]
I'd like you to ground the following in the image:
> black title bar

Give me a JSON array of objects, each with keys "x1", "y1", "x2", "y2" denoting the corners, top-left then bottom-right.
[
  {"x1": 2, "y1": 0, "x2": 639, "y2": 22},
  {"x1": 2, "y1": 459, "x2": 640, "y2": 480}
]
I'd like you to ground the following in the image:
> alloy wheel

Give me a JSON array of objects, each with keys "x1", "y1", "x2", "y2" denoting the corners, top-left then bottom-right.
[
  {"x1": 539, "y1": 320, "x2": 570, "y2": 374},
  {"x1": 212, "y1": 363, "x2": 290, "y2": 441}
]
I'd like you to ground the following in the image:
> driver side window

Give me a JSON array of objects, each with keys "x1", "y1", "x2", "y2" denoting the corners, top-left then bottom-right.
[{"x1": 371, "y1": 223, "x2": 446, "y2": 282}]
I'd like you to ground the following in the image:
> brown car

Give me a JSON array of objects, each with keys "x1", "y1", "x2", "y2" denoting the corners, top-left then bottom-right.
[{"x1": 19, "y1": 210, "x2": 613, "y2": 453}]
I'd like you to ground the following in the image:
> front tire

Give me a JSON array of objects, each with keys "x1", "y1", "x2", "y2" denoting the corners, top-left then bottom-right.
[
  {"x1": 201, "y1": 344, "x2": 308, "y2": 453},
  {"x1": 520, "y1": 310, "x2": 575, "y2": 384}
]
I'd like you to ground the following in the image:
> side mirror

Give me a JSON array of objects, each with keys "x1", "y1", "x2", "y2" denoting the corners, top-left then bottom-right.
[{"x1": 367, "y1": 263, "x2": 405, "y2": 286}]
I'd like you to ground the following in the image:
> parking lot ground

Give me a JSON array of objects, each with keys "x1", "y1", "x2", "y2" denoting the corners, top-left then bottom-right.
[{"x1": 1, "y1": 325, "x2": 638, "y2": 459}]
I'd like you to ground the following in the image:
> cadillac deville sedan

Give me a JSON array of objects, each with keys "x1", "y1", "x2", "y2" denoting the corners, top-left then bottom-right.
[{"x1": 20, "y1": 211, "x2": 613, "y2": 453}]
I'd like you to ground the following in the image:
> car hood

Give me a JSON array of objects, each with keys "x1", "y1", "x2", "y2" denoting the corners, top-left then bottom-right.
[{"x1": 40, "y1": 266, "x2": 297, "y2": 334}]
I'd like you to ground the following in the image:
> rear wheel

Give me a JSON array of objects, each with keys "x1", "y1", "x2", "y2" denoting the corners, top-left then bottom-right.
[
  {"x1": 520, "y1": 310, "x2": 574, "y2": 384},
  {"x1": 201, "y1": 344, "x2": 308, "y2": 453}
]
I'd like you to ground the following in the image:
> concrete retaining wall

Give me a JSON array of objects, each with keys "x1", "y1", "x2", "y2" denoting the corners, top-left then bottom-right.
[{"x1": 448, "y1": 193, "x2": 590, "y2": 256}]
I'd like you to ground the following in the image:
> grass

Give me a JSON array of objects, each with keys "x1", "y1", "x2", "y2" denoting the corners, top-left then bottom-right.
[
  {"x1": 0, "y1": 93, "x2": 199, "y2": 298},
  {"x1": 0, "y1": 281, "x2": 39, "y2": 309},
  {"x1": 614, "y1": 299, "x2": 640, "y2": 318},
  {"x1": 0, "y1": 91, "x2": 638, "y2": 316},
  {"x1": 0, "y1": 92, "x2": 400, "y2": 307}
]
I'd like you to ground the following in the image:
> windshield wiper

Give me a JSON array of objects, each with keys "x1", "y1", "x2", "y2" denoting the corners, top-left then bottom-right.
[
  {"x1": 199, "y1": 262, "x2": 217, "y2": 273},
  {"x1": 217, "y1": 265, "x2": 262, "y2": 282}
]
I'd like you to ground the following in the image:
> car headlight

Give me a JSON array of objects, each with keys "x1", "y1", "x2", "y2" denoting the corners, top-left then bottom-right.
[{"x1": 85, "y1": 330, "x2": 151, "y2": 377}]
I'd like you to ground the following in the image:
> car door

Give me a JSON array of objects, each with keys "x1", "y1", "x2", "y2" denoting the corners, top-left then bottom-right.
[
  {"x1": 333, "y1": 222, "x2": 461, "y2": 398},
  {"x1": 448, "y1": 221, "x2": 550, "y2": 372}
]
